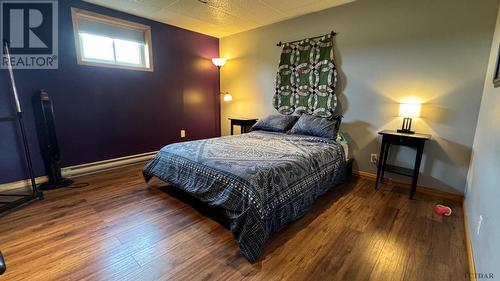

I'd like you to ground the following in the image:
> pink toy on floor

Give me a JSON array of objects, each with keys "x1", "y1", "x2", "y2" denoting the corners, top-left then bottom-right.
[{"x1": 434, "y1": 204, "x2": 452, "y2": 216}]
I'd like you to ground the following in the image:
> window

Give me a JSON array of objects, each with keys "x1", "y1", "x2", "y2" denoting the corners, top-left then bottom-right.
[{"x1": 71, "y1": 8, "x2": 153, "y2": 72}]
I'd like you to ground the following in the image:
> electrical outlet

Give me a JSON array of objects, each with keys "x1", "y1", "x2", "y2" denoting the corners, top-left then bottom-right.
[
  {"x1": 477, "y1": 215, "x2": 483, "y2": 236},
  {"x1": 180, "y1": 130, "x2": 186, "y2": 138},
  {"x1": 370, "y1": 154, "x2": 378, "y2": 164}
]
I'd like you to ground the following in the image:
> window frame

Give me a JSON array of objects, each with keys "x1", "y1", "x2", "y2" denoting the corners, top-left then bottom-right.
[{"x1": 71, "y1": 8, "x2": 154, "y2": 72}]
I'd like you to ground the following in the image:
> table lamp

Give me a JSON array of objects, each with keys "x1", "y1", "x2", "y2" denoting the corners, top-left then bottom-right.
[{"x1": 397, "y1": 103, "x2": 421, "y2": 134}]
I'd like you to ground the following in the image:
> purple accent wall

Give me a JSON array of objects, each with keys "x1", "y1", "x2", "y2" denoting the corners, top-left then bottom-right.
[{"x1": 0, "y1": 0, "x2": 220, "y2": 183}]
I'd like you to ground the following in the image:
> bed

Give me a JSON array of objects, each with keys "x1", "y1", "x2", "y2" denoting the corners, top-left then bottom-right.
[{"x1": 143, "y1": 130, "x2": 347, "y2": 262}]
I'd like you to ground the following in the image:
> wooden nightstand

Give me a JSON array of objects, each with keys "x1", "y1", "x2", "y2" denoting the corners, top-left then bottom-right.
[
  {"x1": 229, "y1": 118, "x2": 258, "y2": 135},
  {"x1": 375, "y1": 130, "x2": 431, "y2": 199}
]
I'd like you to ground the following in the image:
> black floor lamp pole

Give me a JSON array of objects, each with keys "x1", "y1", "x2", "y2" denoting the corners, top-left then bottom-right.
[
  {"x1": 0, "y1": 41, "x2": 43, "y2": 215},
  {"x1": 16, "y1": 111, "x2": 39, "y2": 196},
  {"x1": 5, "y1": 41, "x2": 40, "y2": 197}
]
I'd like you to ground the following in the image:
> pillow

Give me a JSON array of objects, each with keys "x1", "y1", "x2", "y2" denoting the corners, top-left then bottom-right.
[
  {"x1": 289, "y1": 114, "x2": 342, "y2": 139},
  {"x1": 251, "y1": 114, "x2": 300, "y2": 133}
]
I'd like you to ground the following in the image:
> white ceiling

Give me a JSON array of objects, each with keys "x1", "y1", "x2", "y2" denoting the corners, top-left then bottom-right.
[{"x1": 83, "y1": 0, "x2": 355, "y2": 38}]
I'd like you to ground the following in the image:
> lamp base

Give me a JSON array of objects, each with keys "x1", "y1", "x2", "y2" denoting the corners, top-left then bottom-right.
[
  {"x1": 399, "y1": 117, "x2": 415, "y2": 134},
  {"x1": 397, "y1": 129, "x2": 415, "y2": 134}
]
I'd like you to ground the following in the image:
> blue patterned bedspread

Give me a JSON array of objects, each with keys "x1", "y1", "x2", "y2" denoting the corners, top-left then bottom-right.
[{"x1": 143, "y1": 131, "x2": 346, "y2": 262}]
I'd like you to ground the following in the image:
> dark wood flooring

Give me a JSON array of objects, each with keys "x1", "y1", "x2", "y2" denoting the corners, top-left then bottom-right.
[{"x1": 0, "y1": 163, "x2": 468, "y2": 281}]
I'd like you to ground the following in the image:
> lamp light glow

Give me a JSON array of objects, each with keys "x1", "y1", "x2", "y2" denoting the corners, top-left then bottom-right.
[
  {"x1": 399, "y1": 103, "x2": 422, "y2": 118},
  {"x1": 212, "y1": 58, "x2": 227, "y2": 68},
  {"x1": 223, "y1": 92, "x2": 233, "y2": 102}
]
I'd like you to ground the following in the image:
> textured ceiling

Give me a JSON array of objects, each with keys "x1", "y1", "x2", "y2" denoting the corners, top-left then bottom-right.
[{"x1": 83, "y1": 0, "x2": 355, "y2": 38}]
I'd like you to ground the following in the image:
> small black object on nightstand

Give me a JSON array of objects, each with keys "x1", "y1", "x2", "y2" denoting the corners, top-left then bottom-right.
[
  {"x1": 375, "y1": 130, "x2": 431, "y2": 199},
  {"x1": 229, "y1": 118, "x2": 258, "y2": 135}
]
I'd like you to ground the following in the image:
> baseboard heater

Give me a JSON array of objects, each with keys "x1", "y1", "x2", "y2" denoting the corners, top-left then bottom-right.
[
  {"x1": 1, "y1": 151, "x2": 158, "y2": 192},
  {"x1": 62, "y1": 151, "x2": 158, "y2": 178}
]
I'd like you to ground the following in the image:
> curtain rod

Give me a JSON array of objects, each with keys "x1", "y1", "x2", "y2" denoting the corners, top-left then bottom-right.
[{"x1": 276, "y1": 31, "x2": 337, "y2": 47}]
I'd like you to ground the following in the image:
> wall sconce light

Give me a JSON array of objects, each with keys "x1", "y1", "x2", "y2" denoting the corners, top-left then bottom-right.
[
  {"x1": 397, "y1": 103, "x2": 422, "y2": 134},
  {"x1": 212, "y1": 57, "x2": 227, "y2": 68},
  {"x1": 221, "y1": 92, "x2": 233, "y2": 102}
]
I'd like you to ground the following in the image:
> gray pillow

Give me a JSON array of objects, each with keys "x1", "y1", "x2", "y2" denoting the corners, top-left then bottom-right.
[
  {"x1": 251, "y1": 114, "x2": 300, "y2": 133},
  {"x1": 289, "y1": 114, "x2": 341, "y2": 139}
]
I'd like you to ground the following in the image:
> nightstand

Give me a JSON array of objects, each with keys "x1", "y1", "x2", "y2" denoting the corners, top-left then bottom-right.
[
  {"x1": 229, "y1": 118, "x2": 258, "y2": 135},
  {"x1": 346, "y1": 158, "x2": 354, "y2": 178},
  {"x1": 375, "y1": 130, "x2": 431, "y2": 199}
]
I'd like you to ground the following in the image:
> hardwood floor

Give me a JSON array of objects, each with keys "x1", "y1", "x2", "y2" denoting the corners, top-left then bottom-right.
[{"x1": 0, "y1": 163, "x2": 468, "y2": 281}]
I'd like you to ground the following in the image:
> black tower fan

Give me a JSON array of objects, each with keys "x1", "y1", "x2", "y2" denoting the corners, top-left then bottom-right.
[{"x1": 33, "y1": 90, "x2": 73, "y2": 190}]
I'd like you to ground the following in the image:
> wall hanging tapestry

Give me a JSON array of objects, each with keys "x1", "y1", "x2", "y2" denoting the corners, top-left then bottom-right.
[{"x1": 273, "y1": 32, "x2": 338, "y2": 117}]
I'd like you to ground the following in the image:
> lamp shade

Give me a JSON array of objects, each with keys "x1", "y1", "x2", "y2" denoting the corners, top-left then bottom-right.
[
  {"x1": 223, "y1": 92, "x2": 233, "y2": 102},
  {"x1": 212, "y1": 58, "x2": 227, "y2": 67},
  {"x1": 399, "y1": 103, "x2": 421, "y2": 118}
]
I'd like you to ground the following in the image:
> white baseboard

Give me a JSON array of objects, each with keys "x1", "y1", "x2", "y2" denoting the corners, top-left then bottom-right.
[
  {"x1": 0, "y1": 151, "x2": 158, "y2": 192},
  {"x1": 352, "y1": 170, "x2": 463, "y2": 201},
  {"x1": 0, "y1": 176, "x2": 48, "y2": 192},
  {"x1": 463, "y1": 200, "x2": 477, "y2": 281}
]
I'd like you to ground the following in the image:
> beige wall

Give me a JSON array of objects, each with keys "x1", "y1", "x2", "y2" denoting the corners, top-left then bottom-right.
[
  {"x1": 220, "y1": 0, "x2": 498, "y2": 194},
  {"x1": 465, "y1": 2, "x2": 500, "y2": 275}
]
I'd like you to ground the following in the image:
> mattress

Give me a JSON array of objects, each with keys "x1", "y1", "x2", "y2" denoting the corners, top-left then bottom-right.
[{"x1": 143, "y1": 131, "x2": 346, "y2": 262}]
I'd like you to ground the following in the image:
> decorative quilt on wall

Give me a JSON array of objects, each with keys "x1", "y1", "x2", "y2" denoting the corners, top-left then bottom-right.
[{"x1": 273, "y1": 33, "x2": 338, "y2": 117}]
